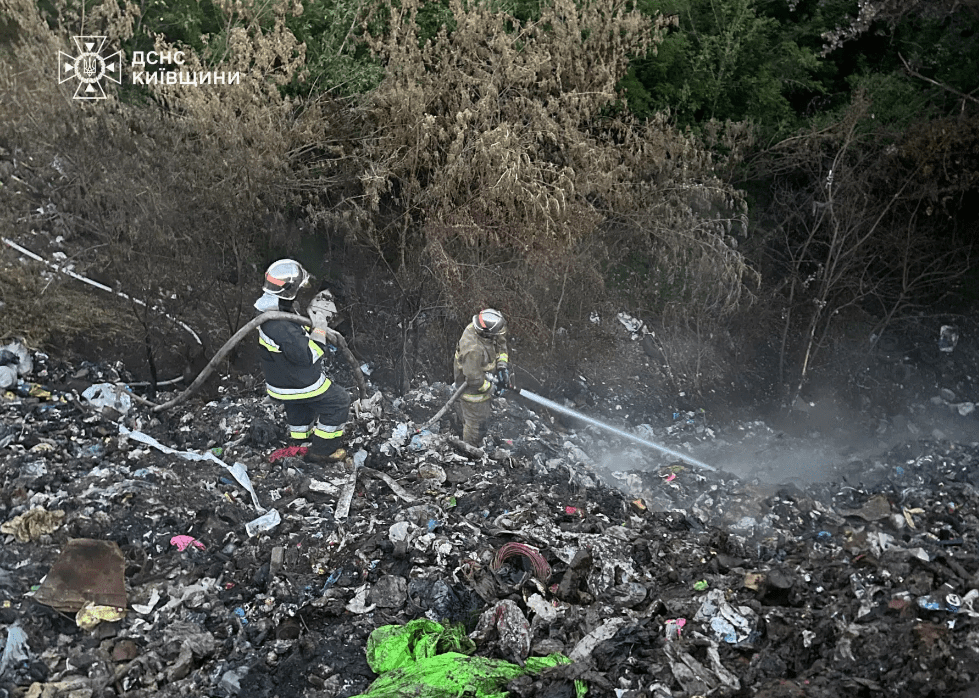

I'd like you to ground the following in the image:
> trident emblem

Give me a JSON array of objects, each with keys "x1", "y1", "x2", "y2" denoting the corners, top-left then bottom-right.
[{"x1": 81, "y1": 53, "x2": 98, "y2": 79}]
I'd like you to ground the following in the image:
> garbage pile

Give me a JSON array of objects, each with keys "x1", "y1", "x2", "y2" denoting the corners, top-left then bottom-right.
[{"x1": 4, "y1": 344, "x2": 979, "y2": 698}]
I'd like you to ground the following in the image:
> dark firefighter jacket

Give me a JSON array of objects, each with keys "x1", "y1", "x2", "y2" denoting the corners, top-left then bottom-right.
[{"x1": 255, "y1": 308, "x2": 331, "y2": 402}]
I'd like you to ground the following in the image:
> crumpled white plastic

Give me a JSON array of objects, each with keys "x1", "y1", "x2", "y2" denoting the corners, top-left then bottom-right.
[
  {"x1": 118, "y1": 425, "x2": 264, "y2": 511},
  {"x1": 0, "y1": 625, "x2": 29, "y2": 678},
  {"x1": 82, "y1": 383, "x2": 132, "y2": 416},
  {"x1": 616, "y1": 312, "x2": 648, "y2": 340},
  {"x1": 346, "y1": 584, "x2": 376, "y2": 614}
]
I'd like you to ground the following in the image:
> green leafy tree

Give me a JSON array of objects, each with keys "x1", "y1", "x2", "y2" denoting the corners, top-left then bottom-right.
[
  {"x1": 284, "y1": 0, "x2": 384, "y2": 95},
  {"x1": 622, "y1": 0, "x2": 823, "y2": 138}
]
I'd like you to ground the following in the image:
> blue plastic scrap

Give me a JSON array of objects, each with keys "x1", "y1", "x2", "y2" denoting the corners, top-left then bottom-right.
[{"x1": 321, "y1": 568, "x2": 343, "y2": 593}]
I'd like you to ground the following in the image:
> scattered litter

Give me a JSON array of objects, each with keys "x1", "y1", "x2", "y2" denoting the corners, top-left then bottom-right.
[
  {"x1": 120, "y1": 425, "x2": 265, "y2": 511},
  {"x1": 268, "y1": 445, "x2": 307, "y2": 462},
  {"x1": 939, "y1": 325, "x2": 959, "y2": 352},
  {"x1": 76, "y1": 601, "x2": 126, "y2": 630},
  {"x1": 0, "y1": 340, "x2": 33, "y2": 382},
  {"x1": 0, "y1": 343, "x2": 976, "y2": 697},
  {"x1": 491, "y1": 542, "x2": 552, "y2": 582},
  {"x1": 569, "y1": 617, "x2": 629, "y2": 662},
  {"x1": 0, "y1": 625, "x2": 29, "y2": 678},
  {"x1": 131, "y1": 589, "x2": 162, "y2": 615},
  {"x1": 245, "y1": 509, "x2": 281, "y2": 537},
  {"x1": 472, "y1": 599, "x2": 532, "y2": 661},
  {"x1": 664, "y1": 618, "x2": 686, "y2": 640},
  {"x1": 346, "y1": 584, "x2": 376, "y2": 614},
  {"x1": 616, "y1": 312, "x2": 647, "y2": 339},
  {"x1": 693, "y1": 589, "x2": 758, "y2": 645},
  {"x1": 352, "y1": 619, "x2": 582, "y2": 698}
]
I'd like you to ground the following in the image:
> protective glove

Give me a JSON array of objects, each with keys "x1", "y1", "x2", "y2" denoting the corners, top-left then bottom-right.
[
  {"x1": 495, "y1": 366, "x2": 511, "y2": 396},
  {"x1": 307, "y1": 290, "x2": 337, "y2": 345},
  {"x1": 496, "y1": 366, "x2": 513, "y2": 395}
]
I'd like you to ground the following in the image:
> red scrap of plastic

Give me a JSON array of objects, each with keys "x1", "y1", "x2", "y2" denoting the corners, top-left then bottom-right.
[
  {"x1": 564, "y1": 506, "x2": 578, "y2": 515},
  {"x1": 268, "y1": 445, "x2": 308, "y2": 463}
]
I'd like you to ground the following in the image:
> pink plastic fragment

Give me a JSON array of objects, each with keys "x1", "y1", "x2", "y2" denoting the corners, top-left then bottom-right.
[
  {"x1": 665, "y1": 618, "x2": 686, "y2": 640},
  {"x1": 565, "y1": 506, "x2": 578, "y2": 515},
  {"x1": 664, "y1": 473, "x2": 677, "y2": 482},
  {"x1": 170, "y1": 535, "x2": 205, "y2": 552}
]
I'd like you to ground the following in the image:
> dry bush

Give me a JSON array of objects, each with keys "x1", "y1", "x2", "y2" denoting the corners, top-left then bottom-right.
[
  {"x1": 759, "y1": 92, "x2": 971, "y2": 397},
  {"x1": 0, "y1": 0, "x2": 366, "y2": 375},
  {"x1": 357, "y1": 0, "x2": 757, "y2": 363},
  {"x1": 1, "y1": 0, "x2": 760, "y2": 391},
  {"x1": 0, "y1": 0, "x2": 139, "y2": 349}
]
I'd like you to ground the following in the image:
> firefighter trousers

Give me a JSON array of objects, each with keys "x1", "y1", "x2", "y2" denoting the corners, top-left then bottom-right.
[
  {"x1": 281, "y1": 382, "x2": 350, "y2": 456},
  {"x1": 457, "y1": 395, "x2": 491, "y2": 446}
]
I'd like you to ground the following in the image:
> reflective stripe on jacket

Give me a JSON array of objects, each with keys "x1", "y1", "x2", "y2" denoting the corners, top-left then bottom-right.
[{"x1": 256, "y1": 317, "x2": 332, "y2": 401}]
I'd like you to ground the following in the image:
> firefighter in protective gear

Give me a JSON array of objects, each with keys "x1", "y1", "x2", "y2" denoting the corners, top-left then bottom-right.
[
  {"x1": 255, "y1": 259, "x2": 350, "y2": 464},
  {"x1": 454, "y1": 309, "x2": 510, "y2": 446}
]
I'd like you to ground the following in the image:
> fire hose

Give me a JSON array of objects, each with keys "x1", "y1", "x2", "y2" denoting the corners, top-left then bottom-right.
[
  {"x1": 415, "y1": 382, "x2": 467, "y2": 434},
  {"x1": 415, "y1": 367, "x2": 518, "y2": 433},
  {"x1": 149, "y1": 311, "x2": 367, "y2": 412}
]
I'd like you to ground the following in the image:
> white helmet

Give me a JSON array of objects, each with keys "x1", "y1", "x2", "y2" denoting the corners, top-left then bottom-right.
[
  {"x1": 472, "y1": 308, "x2": 507, "y2": 337},
  {"x1": 263, "y1": 259, "x2": 310, "y2": 301}
]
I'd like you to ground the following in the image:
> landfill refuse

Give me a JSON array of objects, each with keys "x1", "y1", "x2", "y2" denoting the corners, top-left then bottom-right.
[
  {"x1": 0, "y1": 625, "x2": 29, "y2": 678},
  {"x1": 0, "y1": 341, "x2": 32, "y2": 379},
  {"x1": 1, "y1": 507, "x2": 65, "y2": 542},
  {"x1": 940, "y1": 325, "x2": 959, "y2": 352},
  {"x1": 120, "y1": 425, "x2": 266, "y2": 511},
  {"x1": 245, "y1": 509, "x2": 281, "y2": 536},
  {"x1": 75, "y1": 602, "x2": 126, "y2": 631},
  {"x1": 0, "y1": 365, "x2": 16, "y2": 389},
  {"x1": 2, "y1": 339, "x2": 979, "y2": 698},
  {"x1": 616, "y1": 312, "x2": 647, "y2": 339}
]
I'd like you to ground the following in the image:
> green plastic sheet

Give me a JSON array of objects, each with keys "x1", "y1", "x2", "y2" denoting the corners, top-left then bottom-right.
[{"x1": 351, "y1": 618, "x2": 587, "y2": 698}]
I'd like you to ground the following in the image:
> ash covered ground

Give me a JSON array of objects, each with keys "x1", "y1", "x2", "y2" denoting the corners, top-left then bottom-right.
[{"x1": 4, "y1": 326, "x2": 979, "y2": 698}]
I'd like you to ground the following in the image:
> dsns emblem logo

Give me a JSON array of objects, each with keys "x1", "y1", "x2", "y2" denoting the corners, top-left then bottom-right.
[{"x1": 59, "y1": 36, "x2": 123, "y2": 100}]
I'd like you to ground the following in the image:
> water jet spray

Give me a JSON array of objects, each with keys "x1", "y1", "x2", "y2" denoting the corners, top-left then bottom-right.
[{"x1": 517, "y1": 389, "x2": 716, "y2": 471}]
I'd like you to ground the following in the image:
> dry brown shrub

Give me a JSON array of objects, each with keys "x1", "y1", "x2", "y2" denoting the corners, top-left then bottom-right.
[
  {"x1": 0, "y1": 0, "x2": 366, "y2": 371},
  {"x1": 356, "y1": 0, "x2": 756, "y2": 366}
]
